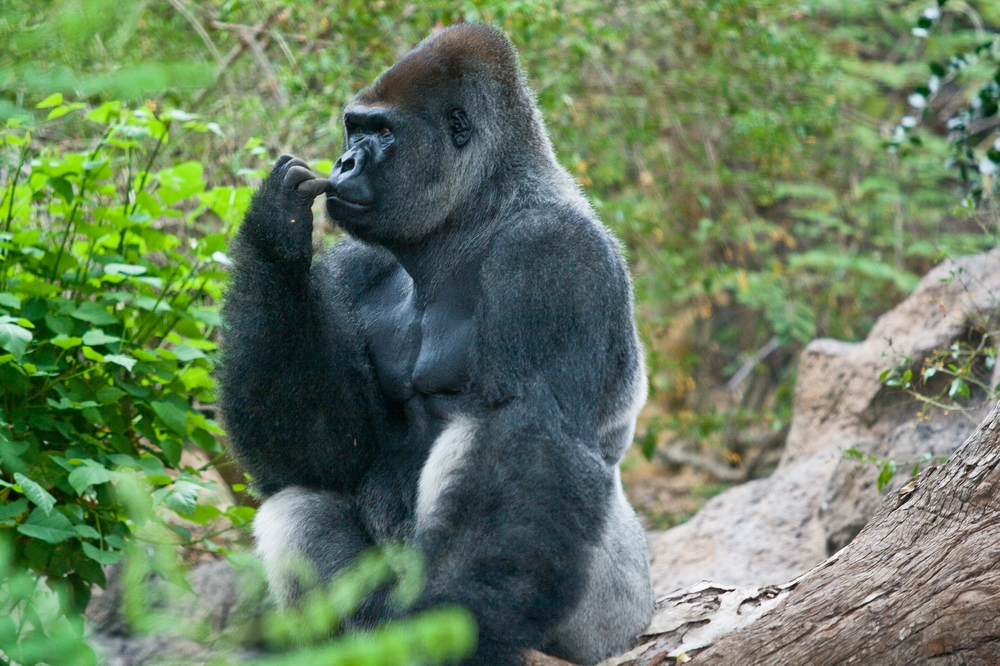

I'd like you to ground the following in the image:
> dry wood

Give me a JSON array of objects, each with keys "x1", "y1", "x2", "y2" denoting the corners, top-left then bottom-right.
[
  {"x1": 192, "y1": 12, "x2": 281, "y2": 106},
  {"x1": 693, "y1": 399, "x2": 1000, "y2": 665}
]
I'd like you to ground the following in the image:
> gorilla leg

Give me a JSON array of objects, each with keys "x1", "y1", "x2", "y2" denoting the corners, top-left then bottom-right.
[
  {"x1": 542, "y1": 471, "x2": 654, "y2": 663},
  {"x1": 253, "y1": 487, "x2": 373, "y2": 608},
  {"x1": 412, "y1": 387, "x2": 613, "y2": 666}
]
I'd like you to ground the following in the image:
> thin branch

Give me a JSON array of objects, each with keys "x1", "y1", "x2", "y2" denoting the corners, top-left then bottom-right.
[
  {"x1": 727, "y1": 336, "x2": 781, "y2": 393},
  {"x1": 192, "y1": 12, "x2": 280, "y2": 106}
]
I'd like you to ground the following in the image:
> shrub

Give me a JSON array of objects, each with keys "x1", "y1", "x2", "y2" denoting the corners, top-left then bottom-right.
[{"x1": 0, "y1": 98, "x2": 251, "y2": 660}]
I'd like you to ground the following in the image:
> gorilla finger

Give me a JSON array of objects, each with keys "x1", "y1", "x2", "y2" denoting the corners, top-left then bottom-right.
[
  {"x1": 274, "y1": 154, "x2": 296, "y2": 169},
  {"x1": 297, "y1": 179, "x2": 332, "y2": 198},
  {"x1": 285, "y1": 165, "x2": 319, "y2": 190}
]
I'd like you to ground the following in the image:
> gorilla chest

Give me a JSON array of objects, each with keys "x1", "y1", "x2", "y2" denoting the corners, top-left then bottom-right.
[{"x1": 361, "y1": 267, "x2": 475, "y2": 403}]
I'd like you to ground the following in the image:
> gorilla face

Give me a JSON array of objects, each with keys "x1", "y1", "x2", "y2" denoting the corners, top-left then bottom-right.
[{"x1": 326, "y1": 100, "x2": 473, "y2": 247}]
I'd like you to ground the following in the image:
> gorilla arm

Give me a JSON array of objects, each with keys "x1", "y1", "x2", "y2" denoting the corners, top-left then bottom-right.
[{"x1": 219, "y1": 156, "x2": 385, "y2": 496}]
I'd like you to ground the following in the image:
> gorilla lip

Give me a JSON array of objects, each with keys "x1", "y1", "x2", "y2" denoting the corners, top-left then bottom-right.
[{"x1": 326, "y1": 194, "x2": 372, "y2": 212}]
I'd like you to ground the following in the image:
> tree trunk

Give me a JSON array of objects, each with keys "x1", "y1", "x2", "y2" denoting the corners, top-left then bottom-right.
[{"x1": 554, "y1": 401, "x2": 1000, "y2": 666}]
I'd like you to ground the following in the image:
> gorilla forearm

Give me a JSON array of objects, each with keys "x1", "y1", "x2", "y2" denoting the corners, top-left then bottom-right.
[{"x1": 220, "y1": 206, "x2": 382, "y2": 496}]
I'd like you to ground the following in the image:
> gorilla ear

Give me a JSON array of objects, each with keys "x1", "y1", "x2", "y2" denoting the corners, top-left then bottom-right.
[{"x1": 449, "y1": 108, "x2": 472, "y2": 148}]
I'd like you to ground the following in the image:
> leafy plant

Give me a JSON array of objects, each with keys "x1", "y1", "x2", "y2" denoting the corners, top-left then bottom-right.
[
  {"x1": 890, "y1": 0, "x2": 1000, "y2": 211},
  {"x1": 844, "y1": 449, "x2": 949, "y2": 493},
  {"x1": 0, "y1": 98, "x2": 254, "y2": 658},
  {"x1": 0, "y1": 92, "x2": 478, "y2": 666}
]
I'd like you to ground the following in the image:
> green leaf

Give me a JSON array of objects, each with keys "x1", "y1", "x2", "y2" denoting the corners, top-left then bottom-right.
[
  {"x1": 0, "y1": 293, "x2": 21, "y2": 310},
  {"x1": 52, "y1": 335, "x2": 83, "y2": 349},
  {"x1": 104, "y1": 263, "x2": 147, "y2": 277},
  {"x1": 82, "y1": 542, "x2": 123, "y2": 565},
  {"x1": 104, "y1": 354, "x2": 137, "y2": 370},
  {"x1": 151, "y1": 400, "x2": 189, "y2": 434},
  {"x1": 45, "y1": 314, "x2": 75, "y2": 335},
  {"x1": 82, "y1": 346, "x2": 105, "y2": 362},
  {"x1": 164, "y1": 481, "x2": 201, "y2": 516},
  {"x1": 226, "y1": 505, "x2": 256, "y2": 526},
  {"x1": 95, "y1": 386, "x2": 127, "y2": 404},
  {"x1": 189, "y1": 307, "x2": 220, "y2": 327},
  {"x1": 877, "y1": 461, "x2": 897, "y2": 492},
  {"x1": 36, "y1": 93, "x2": 63, "y2": 108},
  {"x1": 17, "y1": 509, "x2": 76, "y2": 544},
  {"x1": 0, "y1": 319, "x2": 32, "y2": 362},
  {"x1": 14, "y1": 473, "x2": 56, "y2": 515},
  {"x1": 949, "y1": 377, "x2": 970, "y2": 398},
  {"x1": 49, "y1": 176, "x2": 75, "y2": 202},
  {"x1": 74, "y1": 524, "x2": 100, "y2": 539},
  {"x1": 82, "y1": 329, "x2": 120, "y2": 346},
  {"x1": 85, "y1": 100, "x2": 121, "y2": 124},
  {"x1": 172, "y1": 345, "x2": 206, "y2": 362},
  {"x1": 68, "y1": 462, "x2": 113, "y2": 495},
  {"x1": 0, "y1": 498, "x2": 28, "y2": 520},
  {"x1": 71, "y1": 302, "x2": 118, "y2": 325}
]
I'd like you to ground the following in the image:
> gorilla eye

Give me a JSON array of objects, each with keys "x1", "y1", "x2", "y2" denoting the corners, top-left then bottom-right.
[{"x1": 380, "y1": 127, "x2": 391, "y2": 136}]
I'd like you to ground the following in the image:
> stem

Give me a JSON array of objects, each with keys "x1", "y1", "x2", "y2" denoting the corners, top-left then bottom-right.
[
  {"x1": 125, "y1": 262, "x2": 183, "y2": 347},
  {"x1": 116, "y1": 128, "x2": 166, "y2": 258},
  {"x1": 130, "y1": 129, "x2": 166, "y2": 217},
  {"x1": 142, "y1": 274, "x2": 209, "y2": 347},
  {"x1": 0, "y1": 143, "x2": 32, "y2": 292},
  {"x1": 49, "y1": 128, "x2": 113, "y2": 284},
  {"x1": 2, "y1": 142, "x2": 29, "y2": 233}
]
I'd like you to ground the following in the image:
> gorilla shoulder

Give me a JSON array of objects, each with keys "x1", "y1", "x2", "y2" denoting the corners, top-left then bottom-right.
[{"x1": 483, "y1": 207, "x2": 632, "y2": 307}]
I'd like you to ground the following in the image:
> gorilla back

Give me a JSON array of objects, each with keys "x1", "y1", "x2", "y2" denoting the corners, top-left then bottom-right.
[{"x1": 219, "y1": 23, "x2": 654, "y2": 665}]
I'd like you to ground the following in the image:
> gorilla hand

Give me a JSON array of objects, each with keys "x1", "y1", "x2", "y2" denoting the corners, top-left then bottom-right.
[{"x1": 242, "y1": 154, "x2": 331, "y2": 266}]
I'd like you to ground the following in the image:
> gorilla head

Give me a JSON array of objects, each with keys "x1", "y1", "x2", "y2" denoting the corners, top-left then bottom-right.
[{"x1": 326, "y1": 24, "x2": 558, "y2": 248}]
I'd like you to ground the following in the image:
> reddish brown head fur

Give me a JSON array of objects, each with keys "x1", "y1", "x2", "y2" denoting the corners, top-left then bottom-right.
[{"x1": 355, "y1": 24, "x2": 524, "y2": 111}]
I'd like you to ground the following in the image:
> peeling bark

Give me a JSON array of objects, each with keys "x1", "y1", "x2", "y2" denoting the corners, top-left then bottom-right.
[{"x1": 694, "y1": 400, "x2": 1000, "y2": 665}]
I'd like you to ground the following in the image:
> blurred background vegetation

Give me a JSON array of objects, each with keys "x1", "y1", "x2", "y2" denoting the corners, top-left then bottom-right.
[{"x1": 1, "y1": 0, "x2": 999, "y2": 664}]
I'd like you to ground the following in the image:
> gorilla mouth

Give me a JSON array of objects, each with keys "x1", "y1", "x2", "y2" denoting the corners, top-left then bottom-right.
[{"x1": 326, "y1": 194, "x2": 373, "y2": 212}]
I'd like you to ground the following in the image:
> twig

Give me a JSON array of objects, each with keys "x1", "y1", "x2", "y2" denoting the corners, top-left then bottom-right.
[
  {"x1": 242, "y1": 26, "x2": 289, "y2": 107},
  {"x1": 209, "y1": 13, "x2": 288, "y2": 107},
  {"x1": 655, "y1": 441, "x2": 746, "y2": 483},
  {"x1": 727, "y1": 336, "x2": 781, "y2": 393},
  {"x1": 192, "y1": 12, "x2": 279, "y2": 106},
  {"x1": 164, "y1": 0, "x2": 236, "y2": 98}
]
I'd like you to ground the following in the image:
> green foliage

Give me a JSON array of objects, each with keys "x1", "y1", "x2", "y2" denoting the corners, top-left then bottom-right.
[
  {"x1": 6, "y1": 0, "x2": 998, "y2": 468},
  {"x1": 0, "y1": 99, "x2": 255, "y2": 659},
  {"x1": 890, "y1": 0, "x2": 1000, "y2": 208},
  {"x1": 844, "y1": 449, "x2": 947, "y2": 493},
  {"x1": 1, "y1": 0, "x2": 999, "y2": 660}
]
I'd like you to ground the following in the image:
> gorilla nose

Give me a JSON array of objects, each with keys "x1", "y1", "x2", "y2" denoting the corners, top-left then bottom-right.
[{"x1": 328, "y1": 148, "x2": 374, "y2": 208}]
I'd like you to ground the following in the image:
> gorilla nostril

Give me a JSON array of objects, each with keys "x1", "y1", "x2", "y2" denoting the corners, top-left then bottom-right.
[{"x1": 341, "y1": 157, "x2": 356, "y2": 173}]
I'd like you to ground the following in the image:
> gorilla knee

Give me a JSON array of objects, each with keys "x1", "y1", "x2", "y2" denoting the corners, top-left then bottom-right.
[{"x1": 254, "y1": 486, "x2": 372, "y2": 606}]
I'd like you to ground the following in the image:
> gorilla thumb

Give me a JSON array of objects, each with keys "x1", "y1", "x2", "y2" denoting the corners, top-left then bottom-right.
[{"x1": 297, "y1": 178, "x2": 333, "y2": 198}]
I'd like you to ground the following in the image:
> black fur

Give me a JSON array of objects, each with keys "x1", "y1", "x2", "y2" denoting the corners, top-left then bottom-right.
[{"x1": 219, "y1": 24, "x2": 652, "y2": 666}]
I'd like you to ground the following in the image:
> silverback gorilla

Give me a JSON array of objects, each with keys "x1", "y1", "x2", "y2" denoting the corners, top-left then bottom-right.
[{"x1": 219, "y1": 23, "x2": 654, "y2": 665}]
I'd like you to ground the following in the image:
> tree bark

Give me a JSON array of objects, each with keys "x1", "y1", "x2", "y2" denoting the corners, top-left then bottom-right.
[{"x1": 524, "y1": 401, "x2": 1000, "y2": 666}]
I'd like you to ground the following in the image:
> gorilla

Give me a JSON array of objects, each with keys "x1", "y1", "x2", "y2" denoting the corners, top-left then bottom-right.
[{"x1": 219, "y1": 23, "x2": 653, "y2": 665}]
